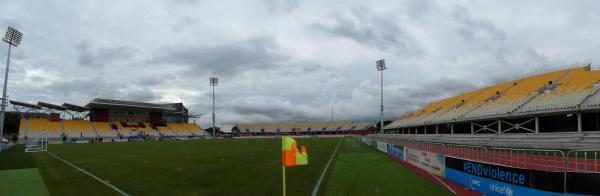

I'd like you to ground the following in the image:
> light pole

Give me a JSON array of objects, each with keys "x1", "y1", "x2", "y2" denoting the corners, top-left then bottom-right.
[
  {"x1": 210, "y1": 77, "x2": 218, "y2": 138},
  {"x1": 376, "y1": 59, "x2": 386, "y2": 134},
  {"x1": 0, "y1": 27, "x2": 22, "y2": 140}
]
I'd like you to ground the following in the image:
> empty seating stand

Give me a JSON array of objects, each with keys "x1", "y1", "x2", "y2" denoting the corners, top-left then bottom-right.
[
  {"x1": 27, "y1": 118, "x2": 62, "y2": 139},
  {"x1": 166, "y1": 123, "x2": 193, "y2": 136},
  {"x1": 63, "y1": 120, "x2": 97, "y2": 138},
  {"x1": 385, "y1": 64, "x2": 600, "y2": 135},
  {"x1": 92, "y1": 122, "x2": 119, "y2": 138}
]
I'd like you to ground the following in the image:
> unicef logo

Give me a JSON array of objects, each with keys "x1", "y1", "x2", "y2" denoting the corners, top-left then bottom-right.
[
  {"x1": 469, "y1": 178, "x2": 480, "y2": 189},
  {"x1": 490, "y1": 184, "x2": 514, "y2": 196},
  {"x1": 505, "y1": 187, "x2": 513, "y2": 196}
]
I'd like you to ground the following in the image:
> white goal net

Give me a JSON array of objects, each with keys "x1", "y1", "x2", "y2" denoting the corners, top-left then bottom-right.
[{"x1": 25, "y1": 133, "x2": 48, "y2": 153}]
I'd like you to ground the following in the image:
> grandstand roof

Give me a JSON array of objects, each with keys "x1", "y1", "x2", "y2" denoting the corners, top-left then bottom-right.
[
  {"x1": 10, "y1": 100, "x2": 42, "y2": 109},
  {"x1": 86, "y1": 98, "x2": 176, "y2": 111},
  {"x1": 62, "y1": 103, "x2": 88, "y2": 112},
  {"x1": 38, "y1": 101, "x2": 67, "y2": 110}
]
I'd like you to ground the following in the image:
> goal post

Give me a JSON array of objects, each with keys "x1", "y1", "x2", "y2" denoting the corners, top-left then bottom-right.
[{"x1": 25, "y1": 133, "x2": 48, "y2": 153}]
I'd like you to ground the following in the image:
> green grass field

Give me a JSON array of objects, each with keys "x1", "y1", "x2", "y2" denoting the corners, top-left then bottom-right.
[{"x1": 0, "y1": 138, "x2": 449, "y2": 196}]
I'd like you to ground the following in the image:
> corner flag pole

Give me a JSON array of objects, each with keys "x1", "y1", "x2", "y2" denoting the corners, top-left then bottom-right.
[{"x1": 282, "y1": 165, "x2": 286, "y2": 196}]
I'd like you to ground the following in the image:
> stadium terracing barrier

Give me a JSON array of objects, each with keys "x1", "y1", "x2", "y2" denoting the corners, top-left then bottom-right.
[{"x1": 357, "y1": 136, "x2": 600, "y2": 195}]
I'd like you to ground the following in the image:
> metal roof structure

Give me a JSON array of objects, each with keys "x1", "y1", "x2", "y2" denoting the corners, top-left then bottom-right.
[
  {"x1": 9, "y1": 100, "x2": 42, "y2": 109},
  {"x1": 38, "y1": 101, "x2": 67, "y2": 110},
  {"x1": 85, "y1": 98, "x2": 175, "y2": 111},
  {"x1": 62, "y1": 103, "x2": 88, "y2": 112}
]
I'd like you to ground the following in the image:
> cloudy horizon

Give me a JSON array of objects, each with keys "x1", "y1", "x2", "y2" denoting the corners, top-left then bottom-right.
[{"x1": 1, "y1": 0, "x2": 600, "y2": 128}]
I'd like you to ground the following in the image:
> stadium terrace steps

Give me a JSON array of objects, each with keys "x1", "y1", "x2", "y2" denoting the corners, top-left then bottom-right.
[
  {"x1": 236, "y1": 121, "x2": 375, "y2": 134},
  {"x1": 385, "y1": 65, "x2": 600, "y2": 130},
  {"x1": 27, "y1": 118, "x2": 62, "y2": 139},
  {"x1": 516, "y1": 67, "x2": 600, "y2": 114},
  {"x1": 113, "y1": 123, "x2": 135, "y2": 137},
  {"x1": 91, "y1": 122, "x2": 119, "y2": 138},
  {"x1": 63, "y1": 120, "x2": 97, "y2": 138},
  {"x1": 181, "y1": 123, "x2": 205, "y2": 136},
  {"x1": 464, "y1": 69, "x2": 570, "y2": 119},
  {"x1": 157, "y1": 126, "x2": 177, "y2": 137},
  {"x1": 142, "y1": 123, "x2": 160, "y2": 137},
  {"x1": 17, "y1": 118, "x2": 203, "y2": 139},
  {"x1": 166, "y1": 123, "x2": 194, "y2": 136},
  {"x1": 372, "y1": 132, "x2": 600, "y2": 150}
]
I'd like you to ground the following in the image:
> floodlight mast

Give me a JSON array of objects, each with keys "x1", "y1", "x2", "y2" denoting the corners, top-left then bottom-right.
[
  {"x1": 210, "y1": 77, "x2": 218, "y2": 138},
  {"x1": 0, "y1": 27, "x2": 22, "y2": 141},
  {"x1": 376, "y1": 59, "x2": 386, "y2": 134}
]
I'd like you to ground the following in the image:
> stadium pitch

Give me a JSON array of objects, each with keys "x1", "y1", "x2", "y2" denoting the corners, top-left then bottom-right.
[{"x1": 1, "y1": 138, "x2": 450, "y2": 196}]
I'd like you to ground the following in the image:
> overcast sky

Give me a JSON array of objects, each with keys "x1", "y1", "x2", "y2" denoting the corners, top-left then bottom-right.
[{"x1": 1, "y1": 0, "x2": 599, "y2": 128}]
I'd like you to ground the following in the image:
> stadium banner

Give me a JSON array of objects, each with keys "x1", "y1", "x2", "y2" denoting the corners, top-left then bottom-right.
[
  {"x1": 566, "y1": 172, "x2": 600, "y2": 195},
  {"x1": 405, "y1": 147, "x2": 445, "y2": 177},
  {"x1": 370, "y1": 139, "x2": 377, "y2": 148},
  {"x1": 444, "y1": 156, "x2": 578, "y2": 196},
  {"x1": 359, "y1": 137, "x2": 371, "y2": 145},
  {"x1": 376, "y1": 141, "x2": 388, "y2": 153},
  {"x1": 386, "y1": 144, "x2": 404, "y2": 161}
]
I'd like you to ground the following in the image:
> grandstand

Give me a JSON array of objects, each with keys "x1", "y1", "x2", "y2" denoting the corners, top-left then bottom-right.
[
  {"x1": 13, "y1": 98, "x2": 206, "y2": 142},
  {"x1": 384, "y1": 63, "x2": 600, "y2": 136},
  {"x1": 234, "y1": 121, "x2": 375, "y2": 136}
]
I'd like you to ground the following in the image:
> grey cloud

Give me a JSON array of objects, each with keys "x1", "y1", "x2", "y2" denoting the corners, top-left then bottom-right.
[
  {"x1": 314, "y1": 8, "x2": 422, "y2": 56},
  {"x1": 121, "y1": 88, "x2": 161, "y2": 102},
  {"x1": 151, "y1": 36, "x2": 288, "y2": 77},
  {"x1": 40, "y1": 79, "x2": 159, "y2": 103},
  {"x1": 227, "y1": 96, "x2": 318, "y2": 123},
  {"x1": 136, "y1": 74, "x2": 175, "y2": 86},
  {"x1": 384, "y1": 77, "x2": 477, "y2": 115},
  {"x1": 76, "y1": 42, "x2": 137, "y2": 68},
  {"x1": 43, "y1": 79, "x2": 121, "y2": 98},
  {"x1": 263, "y1": 0, "x2": 299, "y2": 13},
  {"x1": 449, "y1": 5, "x2": 549, "y2": 75}
]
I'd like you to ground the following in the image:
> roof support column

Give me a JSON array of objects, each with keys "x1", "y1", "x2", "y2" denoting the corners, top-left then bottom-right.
[
  {"x1": 535, "y1": 116, "x2": 539, "y2": 134},
  {"x1": 577, "y1": 113, "x2": 582, "y2": 132},
  {"x1": 435, "y1": 125, "x2": 439, "y2": 134},
  {"x1": 424, "y1": 126, "x2": 428, "y2": 134},
  {"x1": 470, "y1": 122, "x2": 474, "y2": 134},
  {"x1": 497, "y1": 120, "x2": 502, "y2": 134},
  {"x1": 450, "y1": 123, "x2": 454, "y2": 134}
]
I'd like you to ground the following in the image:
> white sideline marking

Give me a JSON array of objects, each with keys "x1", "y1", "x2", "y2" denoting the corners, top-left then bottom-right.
[
  {"x1": 47, "y1": 151, "x2": 131, "y2": 196},
  {"x1": 72, "y1": 155, "x2": 143, "y2": 164},
  {"x1": 431, "y1": 173, "x2": 457, "y2": 195},
  {"x1": 311, "y1": 138, "x2": 344, "y2": 196}
]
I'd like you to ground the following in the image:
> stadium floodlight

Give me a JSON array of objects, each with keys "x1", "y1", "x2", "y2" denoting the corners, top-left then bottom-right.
[
  {"x1": 375, "y1": 59, "x2": 386, "y2": 134},
  {"x1": 210, "y1": 77, "x2": 218, "y2": 138},
  {"x1": 0, "y1": 26, "x2": 23, "y2": 142}
]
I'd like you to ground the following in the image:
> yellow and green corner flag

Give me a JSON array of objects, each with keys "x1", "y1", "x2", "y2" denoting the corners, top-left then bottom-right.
[
  {"x1": 282, "y1": 136, "x2": 308, "y2": 167},
  {"x1": 281, "y1": 136, "x2": 308, "y2": 196}
]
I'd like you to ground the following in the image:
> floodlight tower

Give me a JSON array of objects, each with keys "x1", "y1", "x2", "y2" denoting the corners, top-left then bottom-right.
[
  {"x1": 210, "y1": 77, "x2": 218, "y2": 138},
  {"x1": 0, "y1": 27, "x2": 22, "y2": 140},
  {"x1": 376, "y1": 59, "x2": 386, "y2": 134}
]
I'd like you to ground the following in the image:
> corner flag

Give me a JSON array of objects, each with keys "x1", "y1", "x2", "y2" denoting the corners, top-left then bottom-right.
[
  {"x1": 282, "y1": 136, "x2": 308, "y2": 167},
  {"x1": 281, "y1": 136, "x2": 308, "y2": 196}
]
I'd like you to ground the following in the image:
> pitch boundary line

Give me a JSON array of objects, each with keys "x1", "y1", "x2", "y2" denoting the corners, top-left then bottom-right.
[
  {"x1": 311, "y1": 137, "x2": 344, "y2": 196},
  {"x1": 47, "y1": 151, "x2": 131, "y2": 196},
  {"x1": 430, "y1": 172, "x2": 457, "y2": 195}
]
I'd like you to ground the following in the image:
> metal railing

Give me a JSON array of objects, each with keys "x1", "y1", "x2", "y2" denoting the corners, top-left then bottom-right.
[
  {"x1": 445, "y1": 143, "x2": 488, "y2": 162},
  {"x1": 567, "y1": 150, "x2": 600, "y2": 173},
  {"x1": 363, "y1": 136, "x2": 600, "y2": 195},
  {"x1": 488, "y1": 147, "x2": 565, "y2": 172}
]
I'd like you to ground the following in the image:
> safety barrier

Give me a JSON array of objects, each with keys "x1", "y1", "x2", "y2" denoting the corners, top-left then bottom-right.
[
  {"x1": 362, "y1": 136, "x2": 599, "y2": 195},
  {"x1": 567, "y1": 150, "x2": 600, "y2": 173}
]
